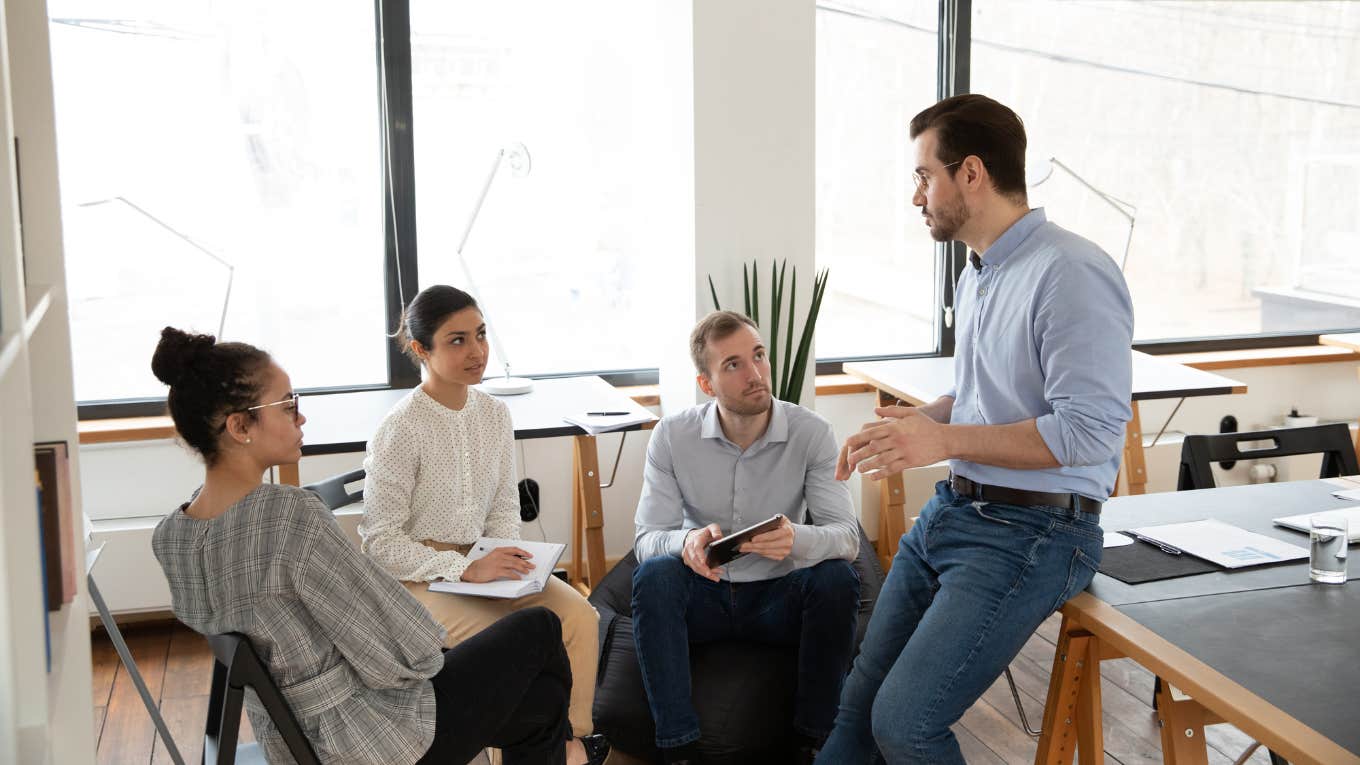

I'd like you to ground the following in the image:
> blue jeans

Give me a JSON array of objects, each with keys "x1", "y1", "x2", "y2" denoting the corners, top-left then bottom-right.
[
  {"x1": 817, "y1": 481, "x2": 1103, "y2": 765},
  {"x1": 631, "y1": 556, "x2": 860, "y2": 749}
]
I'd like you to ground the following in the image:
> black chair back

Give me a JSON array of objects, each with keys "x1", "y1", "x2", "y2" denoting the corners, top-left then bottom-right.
[
  {"x1": 204, "y1": 633, "x2": 322, "y2": 765},
  {"x1": 1177, "y1": 423, "x2": 1360, "y2": 491},
  {"x1": 301, "y1": 468, "x2": 365, "y2": 511}
]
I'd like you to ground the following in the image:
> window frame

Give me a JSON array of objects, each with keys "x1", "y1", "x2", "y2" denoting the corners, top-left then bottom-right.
[{"x1": 75, "y1": 0, "x2": 1360, "y2": 417}]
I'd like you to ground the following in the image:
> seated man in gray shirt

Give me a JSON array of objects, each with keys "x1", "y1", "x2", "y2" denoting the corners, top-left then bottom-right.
[{"x1": 632, "y1": 310, "x2": 861, "y2": 765}]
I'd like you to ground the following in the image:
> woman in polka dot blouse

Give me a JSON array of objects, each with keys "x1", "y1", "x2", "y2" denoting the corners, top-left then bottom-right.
[{"x1": 360, "y1": 285, "x2": 606, "y2": 760}]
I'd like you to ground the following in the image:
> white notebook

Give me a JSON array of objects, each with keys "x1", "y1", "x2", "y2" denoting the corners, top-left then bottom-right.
[
  {"x1": 1273, "y1": 506, "x2": 1360, "y2": 543},
  {"x1": 428, "y1": 538, "x2": 566, "y2": 600},
  {"x1": 563, "y1": 411, "x2": 654, "y2": 435}
]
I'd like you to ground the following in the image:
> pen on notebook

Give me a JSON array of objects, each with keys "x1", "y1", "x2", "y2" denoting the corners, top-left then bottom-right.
[{"x1": 587, "y1": 411, "x2": 630, "y2": 416}]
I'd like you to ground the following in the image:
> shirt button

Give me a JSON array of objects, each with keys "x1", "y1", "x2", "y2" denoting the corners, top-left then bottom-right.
[{"x1": 978, "y1": 288, "x2": 987, "y2": 297}]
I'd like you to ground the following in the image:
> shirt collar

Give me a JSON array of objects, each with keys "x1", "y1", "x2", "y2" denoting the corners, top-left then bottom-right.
[
  {"x1": 699, "y1": 399, "x2": 789, "y2": 448},
  {"x1": 977, "y1": 207, "x2": 1046, "y2": 269}
]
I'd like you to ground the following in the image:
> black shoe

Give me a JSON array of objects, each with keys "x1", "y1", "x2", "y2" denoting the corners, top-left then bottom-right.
[
  {"x1": 661, "y1": 741, "x2": 701, "y2": 764},
  {"x1": 579, "y1": 734, "x2": 610, "y2": 765},
  {"x1": 794, "y1": 744, "x2": 820, "y2": 765}
]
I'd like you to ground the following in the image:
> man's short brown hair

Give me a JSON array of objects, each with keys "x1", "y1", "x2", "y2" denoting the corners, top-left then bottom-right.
[
  {"x1": 909, "y1": 94, "x2": 1028, "y2": 201},
  {"x1": 690, "y1": 310, "x2": 758, "y2": 376}
]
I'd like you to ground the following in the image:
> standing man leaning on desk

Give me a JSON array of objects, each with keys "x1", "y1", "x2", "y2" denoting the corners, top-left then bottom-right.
[{"x1": 817, "y1": 94, "x2": 1135, "y2": 764}]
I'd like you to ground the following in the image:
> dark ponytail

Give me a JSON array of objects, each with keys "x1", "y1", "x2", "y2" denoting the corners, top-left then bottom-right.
[
  {"x1": 395, "y1": 285, "x2": 479, "y2": 367},
  {"x1": 151, "y1": 327, "x2": 272, "y2": 465}
]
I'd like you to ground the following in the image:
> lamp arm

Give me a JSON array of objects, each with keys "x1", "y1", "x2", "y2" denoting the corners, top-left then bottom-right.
[
  {"x1": 1048, "y1": 158, "x2": 1136, "y2": 223},
  {"x1": 453, "y1": 149, "x2": 516, "y2": 379},
  {"x1": 1047, "y1": 158, "x2": 1137, "y2": 272},
  {"x1": 77, "y1": 196, "x2": 235, "y2": 336}
]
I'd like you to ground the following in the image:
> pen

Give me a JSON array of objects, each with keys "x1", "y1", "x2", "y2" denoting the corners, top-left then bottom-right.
[
  {"x1": 587, "y1": 411, "x2": 630, "y2": 416},
  {"x1": 1128, "y1": 532, "x2": 1182, "y2": 555}
]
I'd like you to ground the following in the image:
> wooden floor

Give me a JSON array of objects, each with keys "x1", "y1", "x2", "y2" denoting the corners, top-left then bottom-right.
[{"x1": 92, "y1": 614, "x2": 1274, "y2": 764}]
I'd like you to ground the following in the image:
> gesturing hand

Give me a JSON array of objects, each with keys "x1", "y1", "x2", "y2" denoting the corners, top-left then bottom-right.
[
  {"x1": 682, "y1": 523, "x2": 725, "y2": 582},
  {"x1": 836, "y1": 405, "x2": 949, "y2": 481},
  {"x1": 461, "y1": 546, "x2": 535, "y2": 583},
  {"x1": 738, "y1": 516, "x2": 795, "y2": 561}
]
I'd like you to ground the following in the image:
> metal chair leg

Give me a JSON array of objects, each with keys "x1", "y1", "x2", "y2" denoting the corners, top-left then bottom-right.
[
  {"x1": 89, "y1": 574, "x2": 186, "y2": 765},
  {"x1": 1004, "y1": 666, "x2": 1042, "y2": 737}
]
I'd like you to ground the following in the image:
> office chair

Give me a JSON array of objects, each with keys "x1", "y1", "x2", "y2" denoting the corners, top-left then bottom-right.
[
  {"x1": 1177, "y1": 422, "x2": 1358, "y2": 491},
  {"x1": 301, "y1": 468, "x2": 365, "y2": 511},
  {"x1": 203, "y1": 633, "x2": 322, "y2": 765}
]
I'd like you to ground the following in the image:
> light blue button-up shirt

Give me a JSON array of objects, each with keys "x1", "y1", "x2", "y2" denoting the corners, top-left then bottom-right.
[
  {"x1": 634, "y1": 399, "x2": 859, "y2": 582},
  {"x1": 946, "y1": 208, "x2": 1134, "y2": 502}
]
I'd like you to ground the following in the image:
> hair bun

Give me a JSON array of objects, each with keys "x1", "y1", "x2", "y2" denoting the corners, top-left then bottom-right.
[{"x1": 151, "y1": 326, "x2": 217, "y2": 387}]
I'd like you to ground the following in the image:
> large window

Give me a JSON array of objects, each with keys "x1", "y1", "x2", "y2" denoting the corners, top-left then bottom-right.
[
  {"x1": 49, "y1": 0, "x2": 387, "y2": 403},
  {"x1": 409, "y1": 0, "x2": 689, "y2": 378},
  {"x1": 815, "y1": 3, "x2": 941, "y2": 359},
  {"x1": 972, "y1": 0, "x2": 1360, "y2": 342}
]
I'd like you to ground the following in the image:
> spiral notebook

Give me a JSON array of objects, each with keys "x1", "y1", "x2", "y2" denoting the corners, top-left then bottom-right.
[{"x1": 428, "y1": 538, "x2": 566, "y2": 599}]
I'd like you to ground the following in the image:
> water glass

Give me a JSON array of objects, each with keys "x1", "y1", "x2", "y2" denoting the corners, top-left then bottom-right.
[{"x1": 1309, "y1": 514, "x2": 1348, "y2": 585}]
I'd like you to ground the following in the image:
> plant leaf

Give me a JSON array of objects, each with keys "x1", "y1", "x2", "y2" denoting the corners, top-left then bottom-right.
[
  {"x1": 769, "y1": 259, "x2": 784, "y2": 398},
  {"x1": 742, "y1": 262, "x2": 751, "y2": 319},
  {"x1": 782, "y1": 266, "x2": 797, "y2": 399},
  {"x1": 787, "y1": 268, "x2": 830, "y2": 406},
  {"x1": 751, "y1": 259, "x2": 759, "y2": 328},
  {"x1": 708, "y1": 275, "x2": 721, "y2": 312}
]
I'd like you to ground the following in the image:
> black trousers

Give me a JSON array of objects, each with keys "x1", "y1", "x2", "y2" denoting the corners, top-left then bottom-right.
[{"x1": 416, "y1": 607, "x2": 572, "y2": 765}]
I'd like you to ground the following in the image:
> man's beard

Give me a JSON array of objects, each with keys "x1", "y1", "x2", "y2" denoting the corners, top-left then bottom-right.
[
  {"x1": 721, "y1": 387, "x2": 772, "y2": 417},
  {"x1": 924, "y1": 197, "x2": 967, "y2": 242}
]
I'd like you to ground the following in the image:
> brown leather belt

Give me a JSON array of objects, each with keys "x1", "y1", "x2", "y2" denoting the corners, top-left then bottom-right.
[{"x1": 949, "y1": 473, "x2": 1102, "y2": 515}]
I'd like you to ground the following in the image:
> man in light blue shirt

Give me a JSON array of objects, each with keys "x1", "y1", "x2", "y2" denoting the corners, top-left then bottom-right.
[
  {"x1": 632, "y1": 310, "x2": 861, "y2": 765},
  {"x1": 818, "y1": 95, "x2": 1133, "y2": 765}
]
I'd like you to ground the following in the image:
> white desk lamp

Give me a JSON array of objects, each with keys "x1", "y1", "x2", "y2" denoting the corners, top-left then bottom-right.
[
  {"x1": 1028, "y1": 157, "x2": 1137, "y2": 272},
  {"x1": 455, "y1": 142, "x2": 534, "y2": 395}
]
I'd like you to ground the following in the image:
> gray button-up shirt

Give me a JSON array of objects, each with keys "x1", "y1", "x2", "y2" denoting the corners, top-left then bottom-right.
[
  {"x1": 153, "y1": 484, "x2": 444, "y2": 765},
  {"x1": 634, "y1": 399, "x2": 858, "y2": 582}
]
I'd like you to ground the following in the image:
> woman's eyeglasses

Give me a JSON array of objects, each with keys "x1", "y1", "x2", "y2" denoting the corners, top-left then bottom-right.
[{"x1": 245, "y1": 392, "x2": 300, "y2": 423}]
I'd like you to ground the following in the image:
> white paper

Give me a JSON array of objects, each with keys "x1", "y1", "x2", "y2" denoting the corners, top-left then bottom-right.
[
  {"x1": 1330, "y1": 487, "x2": 1360, "y2": 501},
  {"x1": 563, "y1": 411, "x2": 654, "y2": 435},
  {"x1": 1128, "y1": 519, "x2": 1308, "y2": 569},
  {"x1": 1103, "y1": 532, "x2": 1134, "y2": 548},
  {"x1": 429, "y1": 538, "x2": 566, "y2": 599}
]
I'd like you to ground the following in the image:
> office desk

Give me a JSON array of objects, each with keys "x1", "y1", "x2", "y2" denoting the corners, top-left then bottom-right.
[
  {"x1": 281, "y1": 376, "x2": 657, "y2": 591},
  {"x1": 843, "y1": 352, "x2": 1246, "y2": 569},
  {"x1": 1035, "y1": 479, "x2": 1360, "y2": 765},
  {"x1": 1318, "y1": 333, "x2": 1360, "y2": 460}
]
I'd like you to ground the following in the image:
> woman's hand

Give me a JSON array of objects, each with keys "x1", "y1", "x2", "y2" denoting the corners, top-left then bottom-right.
[{"x1": 461, "y1": 546, "x2": 535, "y2": 583}]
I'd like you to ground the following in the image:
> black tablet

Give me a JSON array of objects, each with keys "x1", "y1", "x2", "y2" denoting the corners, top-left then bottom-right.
[{"x1": 704, "y1": 514, "x2": 785, "y2": 568}]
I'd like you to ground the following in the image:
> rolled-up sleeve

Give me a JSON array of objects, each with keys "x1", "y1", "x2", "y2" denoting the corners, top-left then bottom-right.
[
  {"x1": 1032, "y1": 257, "x2": 1134, "y2": 467},
  {"x1": 634, "y1": 420, "x2": 691, "y2": 562},
  {"x1": 789, "y1": 420, "x2": 858, "y2": 565}
]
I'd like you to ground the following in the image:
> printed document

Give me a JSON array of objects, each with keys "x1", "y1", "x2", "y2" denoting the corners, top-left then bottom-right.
[{"x1": 1127, "y1": 519, "x2": 1307, "y2": 568}]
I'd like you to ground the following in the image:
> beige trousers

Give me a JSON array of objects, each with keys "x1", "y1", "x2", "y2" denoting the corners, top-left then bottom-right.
[{"x1": 404, "y1": 575, "x2": 600, "y2": 737}]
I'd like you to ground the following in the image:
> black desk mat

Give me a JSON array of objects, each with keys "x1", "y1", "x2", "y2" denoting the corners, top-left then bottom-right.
[
  {"x1": 1098, "y1": 538, "x2": 1220, "y2": 584},
  {"x1": 1118, "y1": 583, "x2": 1360, "y2": 756}
]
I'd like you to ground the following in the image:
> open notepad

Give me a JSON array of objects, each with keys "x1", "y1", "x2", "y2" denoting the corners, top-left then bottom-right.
[{"x1": 428, "y1": 538, "x2": 566, "y2": 600}]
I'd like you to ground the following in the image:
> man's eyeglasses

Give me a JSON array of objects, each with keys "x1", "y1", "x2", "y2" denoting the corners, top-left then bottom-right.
[
  {"x1": 245, "y1": 392, "x2": 300, "y2": 423},
  {"x1": 912, "y1": 160, "x2": 962, "y2": 193}
]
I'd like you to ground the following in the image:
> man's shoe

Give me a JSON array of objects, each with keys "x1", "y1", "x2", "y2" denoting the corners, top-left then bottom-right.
[
  {"x1": 579, "y1": 734, "x2": 610, "y2": 765},
  {"x1": 794, "y1": 744, "x2": 820, "y2": 765}
]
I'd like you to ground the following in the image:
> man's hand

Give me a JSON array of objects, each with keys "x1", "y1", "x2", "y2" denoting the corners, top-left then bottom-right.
[
  {"x1": 738, "y1": 516, "x2": 795, "y2": 561},
  {"x1": 682, "y1": 523, "x2": 725, "y2": 582},
  {"x1": 461, "y1": 546, "x2": 535, "y2": 583},
  {"x1": 836, "y1": 405, "x2": 949, "y2": 481}
]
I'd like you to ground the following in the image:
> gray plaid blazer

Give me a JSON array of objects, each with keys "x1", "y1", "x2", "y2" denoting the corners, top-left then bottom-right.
[{"x1": 153, "y1": 484, "x2": 445, "y2": 764}]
